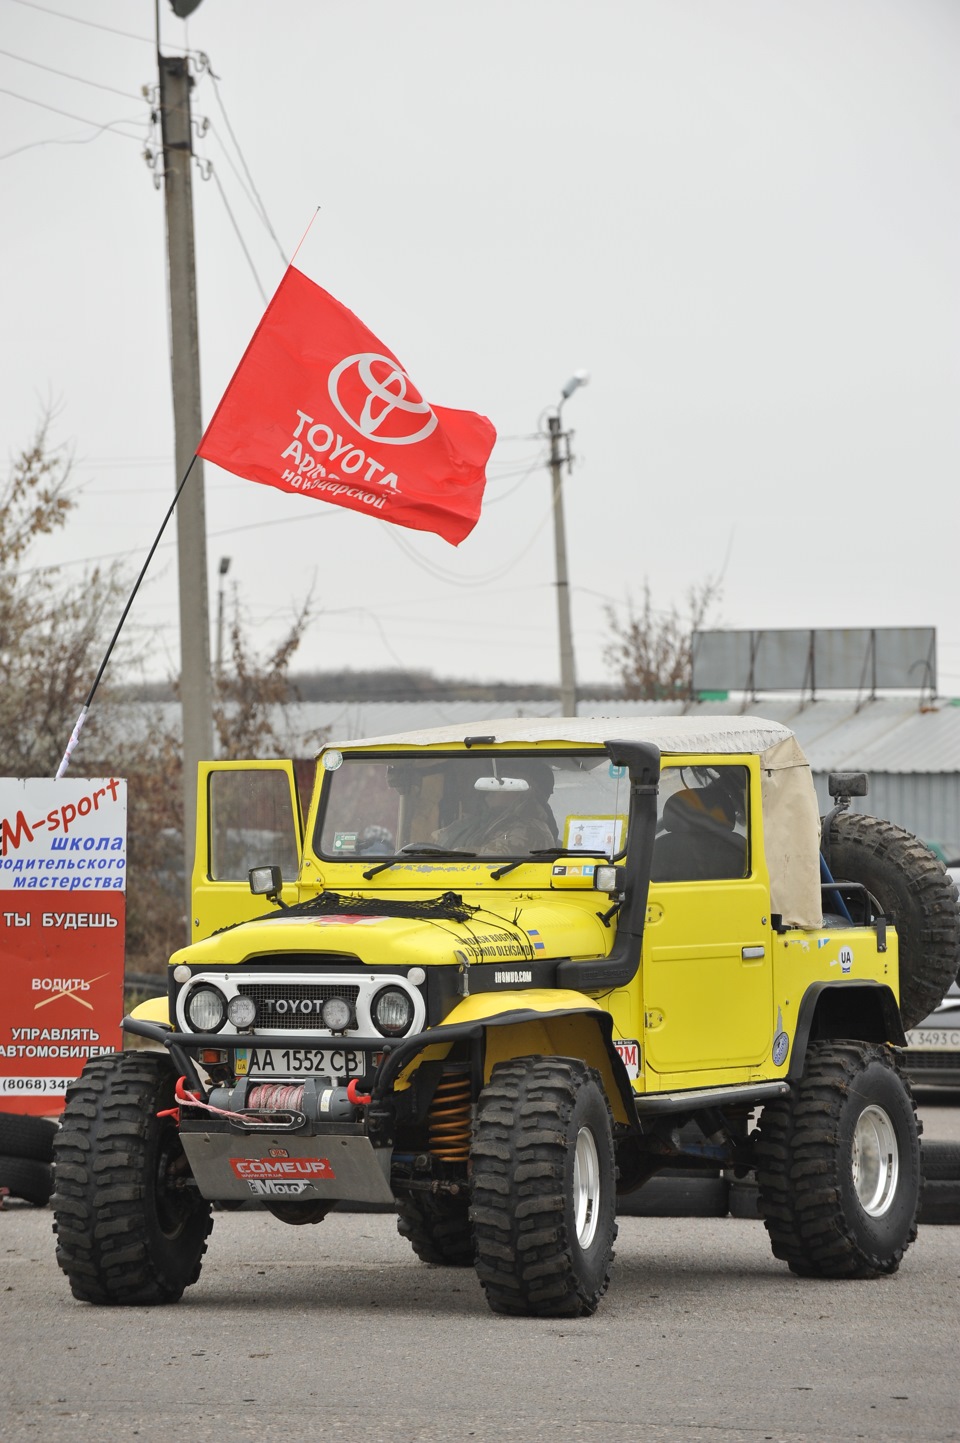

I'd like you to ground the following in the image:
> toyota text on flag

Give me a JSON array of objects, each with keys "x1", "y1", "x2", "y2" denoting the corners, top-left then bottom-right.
[{"x1": 197, "y1": 266, "x2": 496, "y2": 546}]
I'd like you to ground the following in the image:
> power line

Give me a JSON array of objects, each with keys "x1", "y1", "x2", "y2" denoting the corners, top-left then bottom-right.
[
  {"x1": 483, "y1": 450, "x2": 547, "y2": 505},
  {"x1": 5, "y1": 0, "x2": 154, "y2": 45},
  {"x1": 0, "y1": 84, "x2": 144, "y2": 137},
  {"x1": 0, "y1": 45, "x2": 144, "y2": 100},
  {"x1": 380, "y1": 502, "x2": 553, "y2": 588},
  {"x1": 207, "y1": 163, "x2": 268, "y2": 304},
  {"x1": 205, "y1": 122, "x2": 272, "y2": 234},
  {"x1": 205, "y1": 69, "x2": 287, "y2": 267},
  {"x1": 18, "y1": 501, "x2": 347, "y2": 576},
  {"x1": 0, "y1": 117, "x2": 145, "y2": 161}
]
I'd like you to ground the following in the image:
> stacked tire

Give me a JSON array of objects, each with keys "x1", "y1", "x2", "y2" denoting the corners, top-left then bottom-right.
[
  {"x1": 725, "y1": 1142, "x2": 960, "y2": 1225},
  {"x1": 0, "y1": 1114, "x2": 57, "y2": 1206},
  {"x1": 919, "y1": 1141, "x2": 960, "y2": 1225}
]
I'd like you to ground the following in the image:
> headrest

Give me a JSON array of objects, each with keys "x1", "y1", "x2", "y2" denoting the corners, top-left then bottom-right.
[{"x1": 663, "y1": 787, "x2": 736, "y2": 832}]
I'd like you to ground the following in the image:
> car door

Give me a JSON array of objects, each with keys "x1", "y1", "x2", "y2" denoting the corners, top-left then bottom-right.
[
  {"x1": 190, "y1": 761, "x2": 304, "y2": 941},
  {"x1": 642, "y1": 759, "x2": 774, "y2": 1082}
]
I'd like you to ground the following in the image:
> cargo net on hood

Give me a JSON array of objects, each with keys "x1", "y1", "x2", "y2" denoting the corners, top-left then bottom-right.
[{"x1": 268, "y1": 889, "x2": 479, "y2": 925}]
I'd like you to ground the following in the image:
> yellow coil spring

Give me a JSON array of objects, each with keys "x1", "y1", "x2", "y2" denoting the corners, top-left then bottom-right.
[{"x1": 428, "y1": 1071, "x2": 473, "y2": 1162}]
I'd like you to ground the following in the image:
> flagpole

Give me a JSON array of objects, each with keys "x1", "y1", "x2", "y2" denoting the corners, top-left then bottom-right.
[{"x1": 55, "y1": 456, "x2": 200, "y2": 779}]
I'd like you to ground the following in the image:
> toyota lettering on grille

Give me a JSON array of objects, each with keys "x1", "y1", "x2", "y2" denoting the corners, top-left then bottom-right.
[{"x1": 258, "y1": 997, "x2": 328, "y2": 1016}]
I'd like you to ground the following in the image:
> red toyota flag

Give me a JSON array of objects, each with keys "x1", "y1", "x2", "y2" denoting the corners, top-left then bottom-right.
[{"x1": 198, "y1": 266, "x2": 495, "y2": 545}]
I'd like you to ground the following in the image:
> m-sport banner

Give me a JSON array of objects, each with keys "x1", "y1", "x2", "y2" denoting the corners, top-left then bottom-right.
[
  {"x1": 0, "y1": 778, "x2": 126, "y2": 1116},
  {"x1": 198, "y1": 264, "x2": 496, "y2": 546}
]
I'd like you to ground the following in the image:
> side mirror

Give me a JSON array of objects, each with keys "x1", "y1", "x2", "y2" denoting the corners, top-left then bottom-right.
[{"x1": 249, "y1": 864, "x2": 283, "y2": 901}]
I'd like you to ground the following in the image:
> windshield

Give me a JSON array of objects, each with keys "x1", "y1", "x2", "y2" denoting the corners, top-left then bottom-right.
[{"x1": 315, "y1": 751, "x2": 630, "y2": 861}]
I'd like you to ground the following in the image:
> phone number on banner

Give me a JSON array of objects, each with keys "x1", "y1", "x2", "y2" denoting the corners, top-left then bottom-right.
[{"x1": 0, "y1": 1076, "x2": 73, "y2": 1095}]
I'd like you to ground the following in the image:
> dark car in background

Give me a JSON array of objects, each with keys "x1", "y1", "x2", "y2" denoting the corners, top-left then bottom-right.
[{"x1": 903, "y1": 980, "x2": 960, "y2": 1089}]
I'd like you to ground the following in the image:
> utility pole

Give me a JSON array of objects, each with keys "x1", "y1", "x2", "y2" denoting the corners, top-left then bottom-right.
[
  {"x1": 547, "y1": 413, "x2": 577, "y2": 717},
  {"x1": 158, "y1": 51, "x2": 214, "y2": 923},
  {"x1": 545, "y1": 371, "x2": 588, "y2": 717}
]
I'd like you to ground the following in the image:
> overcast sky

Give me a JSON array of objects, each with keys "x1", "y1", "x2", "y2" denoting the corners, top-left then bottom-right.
[{"x1": 2, "y1": 0, "x2": 958, "y2": 698}]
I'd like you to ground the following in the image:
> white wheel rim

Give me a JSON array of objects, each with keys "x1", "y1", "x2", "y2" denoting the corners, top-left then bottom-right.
[
  {"x1": 852, "y1": 1103, "x2": 899, "y2": 1217},
  {"x1": 573, "y1": 1126, "x2": 601, "y2": 1249}
]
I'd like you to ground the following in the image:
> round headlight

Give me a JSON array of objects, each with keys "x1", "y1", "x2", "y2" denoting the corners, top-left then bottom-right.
[
  {"x1": 371, "y1": 987, "x2": 415, "y2": 1038},
  {"x1": 321, "y1": 996, "x2": 353, "y2": 1032},
  {"x1": 227, "y1": 994, "x2": 257, "y2": 1029},
  {"x1": 185, "y1": 985, "x2": 226, "y2": 1032}
]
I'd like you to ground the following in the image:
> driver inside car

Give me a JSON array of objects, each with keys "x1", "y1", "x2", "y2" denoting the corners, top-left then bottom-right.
[{"x1": 431, "y1": 759, "x2": 558, "y2": 856}]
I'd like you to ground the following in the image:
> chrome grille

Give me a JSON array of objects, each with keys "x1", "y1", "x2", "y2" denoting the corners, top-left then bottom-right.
[{"x1": 237, "y1": 982, "x2": 360, "y2": 1030}]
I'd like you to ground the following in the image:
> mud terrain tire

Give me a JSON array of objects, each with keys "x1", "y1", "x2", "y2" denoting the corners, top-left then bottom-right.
[
  {"x1": 397, "y1": 1191, "x2": 474, "y2": 1265},
  {"x1": 826, "y1": 812, "x2": 960, "y2": 1029},
  {"x1": 470, "y1": 1055, "x2": 617, "y2": 1317},
  {"x1": 52, "y1": 1052, "x2": 213, "y2": 1304},
  {"x1": 755, "y1": 1041, "x2": 920, "y2": 1278}
]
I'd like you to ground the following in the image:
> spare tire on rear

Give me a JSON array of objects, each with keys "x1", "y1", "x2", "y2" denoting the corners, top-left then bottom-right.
[{"x1": 826, "y1": 811, "x2": 960, "y2": 1030}]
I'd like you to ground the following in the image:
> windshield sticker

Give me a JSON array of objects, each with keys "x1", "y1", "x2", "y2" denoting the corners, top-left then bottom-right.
[
  {"x1": 564, "y1": 817, "x2": 624, "y2": 852},
  {"x1": 332, "y1": 832, "x2": 358, "y2": 853}
]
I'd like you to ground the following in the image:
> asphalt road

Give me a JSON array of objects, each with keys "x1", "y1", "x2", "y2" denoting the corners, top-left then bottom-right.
[{"x1": 2, "y1": 1096, "x2": 958, "y2": 1443}]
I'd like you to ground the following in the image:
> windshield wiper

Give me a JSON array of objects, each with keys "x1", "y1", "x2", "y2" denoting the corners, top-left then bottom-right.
[
  {"x1": 528, "y1": 847, "x2": 613, "y2": 859},
  {"x1": 362, "y1": 844, "x2": 477, "y2": 881},
  {"x1": 490, "y1": 846, "x2": 614, "y2": 881}
]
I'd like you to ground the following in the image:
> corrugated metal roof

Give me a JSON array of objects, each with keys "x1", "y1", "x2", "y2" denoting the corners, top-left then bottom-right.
[
  {"x1": 105, "y1": 695, "x2": 960, "y2": 774},
  {"x1": 282, "y1": 696, "x2": 960, "y2": 774}
]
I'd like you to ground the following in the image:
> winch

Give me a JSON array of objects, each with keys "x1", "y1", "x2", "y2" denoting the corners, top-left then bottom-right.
[{"x1": 205, "y1": 1074, "x2": 360, "y2": 1125}]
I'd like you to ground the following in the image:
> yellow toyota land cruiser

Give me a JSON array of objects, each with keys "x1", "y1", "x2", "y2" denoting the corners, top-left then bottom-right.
[{"x1": 52, "y1": 717, "x2": 960, "y2": 1316}]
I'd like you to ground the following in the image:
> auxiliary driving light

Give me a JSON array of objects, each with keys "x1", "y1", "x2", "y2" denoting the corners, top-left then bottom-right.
[
  {"x1": 226, "y1": 994, "x2": 257, "y2": 1029},
  {"x1": 185, "y1": 985, "x2": 226, "y2": 1033},
  {"x1": 321, "y1": 996, "x2": 353, "y2": 1032},
  {"x1": 371, "y1": 987, "x2": 415, "y2": 1038}
]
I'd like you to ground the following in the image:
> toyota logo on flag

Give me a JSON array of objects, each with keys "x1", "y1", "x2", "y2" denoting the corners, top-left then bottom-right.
[{"x1": 328, "y1": 352, "x2": 438, "y2": 446}]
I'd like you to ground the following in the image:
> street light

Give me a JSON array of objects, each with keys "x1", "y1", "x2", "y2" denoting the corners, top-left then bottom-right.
[
  {"x1": 216, "y1": 556, "x2": 231, "y2": 676},
  {"x1": 545, "y1": 372, "x2": 590, "y2": 716}
]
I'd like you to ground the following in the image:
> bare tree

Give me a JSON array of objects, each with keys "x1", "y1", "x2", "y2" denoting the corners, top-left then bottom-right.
[
  {"x1": 604, "y1": 579, "x2": 721, "y2": 701},
  {"x1": 0, "y1": 414, "x2": 129, "y2": 776},
  {"x1": 213, "y1": 594, "x2": 315, "y2": 759},
  {"x1": 2, "y1": 416, "x2": 317, "y2": 975}
]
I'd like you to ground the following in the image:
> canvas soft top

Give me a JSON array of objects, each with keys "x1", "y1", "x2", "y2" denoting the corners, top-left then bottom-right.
[
  {"x1": 326, "y1": 714, "x2": 794, "y2": 755},
  {"x1": 322, "y1": 715, "x2": 823, "y2": 929}
]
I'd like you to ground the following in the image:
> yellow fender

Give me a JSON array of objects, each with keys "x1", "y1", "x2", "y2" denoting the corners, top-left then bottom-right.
[
  {"x1": 128, "y1": 995, "x2": 170, "y2": 1026},
  {"x1": 426, "y1": 989, "x2": 635, "y2": 1126}
]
